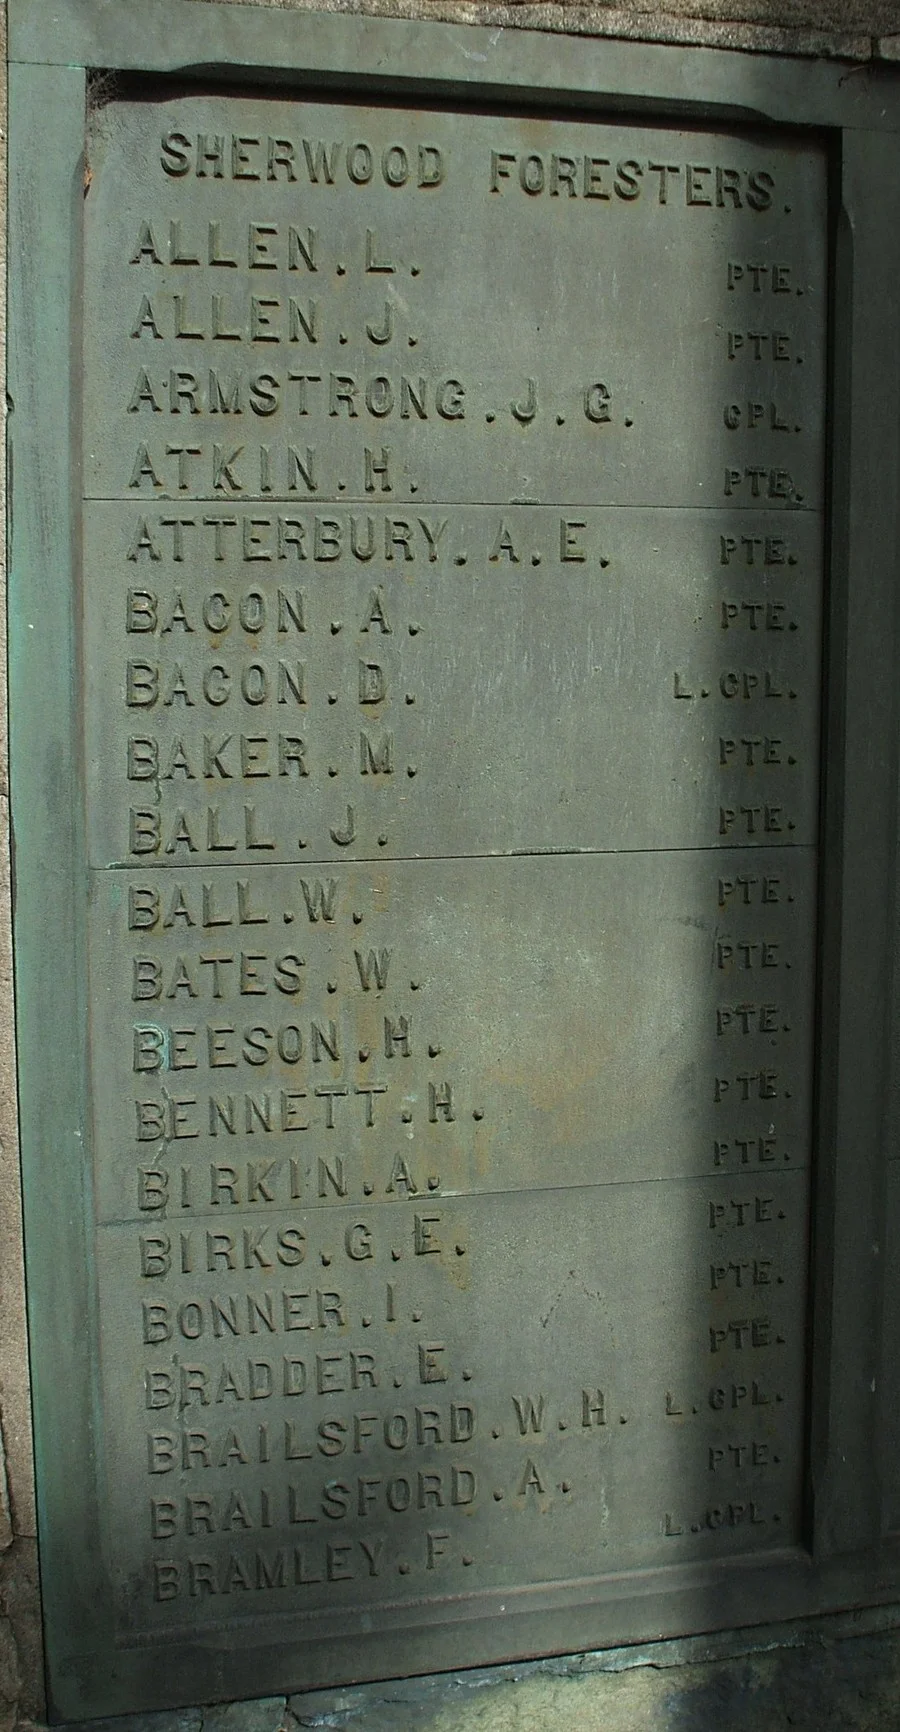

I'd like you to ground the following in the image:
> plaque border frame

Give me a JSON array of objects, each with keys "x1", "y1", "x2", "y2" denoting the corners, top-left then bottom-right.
[{"x1": 9, "y1": 1, "x2": 900, "y2": 1716}]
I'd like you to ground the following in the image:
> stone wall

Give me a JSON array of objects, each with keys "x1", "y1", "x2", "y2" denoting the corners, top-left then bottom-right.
[
  {"x1": 191, "y1": 0, "x2": 900, "y2": 60},
  {"x1": 2, "y1": 0, "x2": 899, "y2": 1724}
]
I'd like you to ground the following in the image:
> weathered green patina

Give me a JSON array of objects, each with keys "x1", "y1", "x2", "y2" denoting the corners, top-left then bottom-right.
[{"x1": 9, "y1": 0, "x2": 900, "y2": 1719}]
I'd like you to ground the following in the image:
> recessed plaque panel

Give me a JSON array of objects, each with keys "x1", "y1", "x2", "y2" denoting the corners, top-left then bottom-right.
[{"x1": 75, "y1": 83, "x2": 826, "y2": 1706}]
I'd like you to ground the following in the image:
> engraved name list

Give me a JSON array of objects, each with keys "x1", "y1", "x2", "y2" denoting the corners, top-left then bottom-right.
[{"x1": 80, "y1": 91, "x2": 825, "y2": 1658}]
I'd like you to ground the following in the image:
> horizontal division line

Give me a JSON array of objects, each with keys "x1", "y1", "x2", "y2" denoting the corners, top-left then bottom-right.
[
  {"x1": 96, "y1": 1164, "x2": 812, "y2": 1230},
  {"x1": 84, "y1": 496, "x2": 824, "y2": 514},
  {"x1": 93, "y1": 842, "x2": 819, "y2": 871}
]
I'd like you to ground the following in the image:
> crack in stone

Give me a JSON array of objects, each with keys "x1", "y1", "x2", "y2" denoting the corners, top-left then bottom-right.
[{"x1": 0, "y1": 1410, "x2": 12, "y2": 1553}]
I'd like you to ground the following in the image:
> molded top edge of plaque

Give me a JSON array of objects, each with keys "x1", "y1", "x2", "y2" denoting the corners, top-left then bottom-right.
[{"x1": 9, "y1": 0, "x2": 900, "y2": 133}]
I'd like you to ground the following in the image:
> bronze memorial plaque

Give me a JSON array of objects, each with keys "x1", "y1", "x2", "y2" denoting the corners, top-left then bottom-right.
[{"x1": 78, "y1": 88, "x2": 826, "y2": 1697}]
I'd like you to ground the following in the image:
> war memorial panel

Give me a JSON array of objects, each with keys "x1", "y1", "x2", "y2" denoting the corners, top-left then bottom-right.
[{"x1": 75, "y1": 88, "x2": 825, "y2": 1687}]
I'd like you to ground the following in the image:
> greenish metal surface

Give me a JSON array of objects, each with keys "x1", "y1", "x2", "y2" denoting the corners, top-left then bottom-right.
[
  {"x1": 8, "y1": 0, "x2": 900, "y2": 133},
  {"x1": 7, "y1": 49, "x2": 107, "y2": 1696},
  {"x1": 810, "y1": 129, "x2": 900, "y2": 1561},
  {"x1": 77, "y1": 92, "x2": 826, "y2": 1706},
  {"x1": 9, "y1": 1, "x2": 900, "y2": 1722}
]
